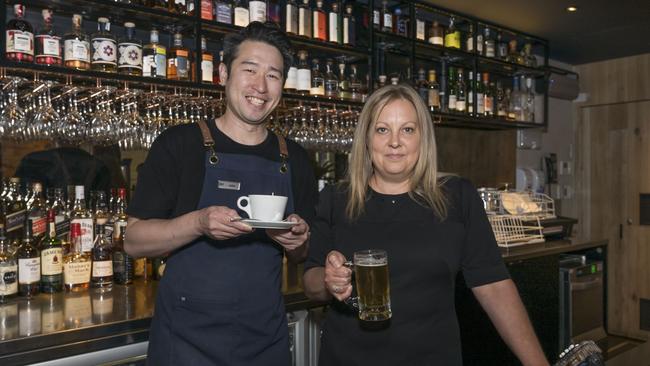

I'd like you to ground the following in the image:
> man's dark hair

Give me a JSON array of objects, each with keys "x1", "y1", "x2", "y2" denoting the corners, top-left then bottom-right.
[{"x1": 222, "y1": 21, "x2": 293, "y2": 79}]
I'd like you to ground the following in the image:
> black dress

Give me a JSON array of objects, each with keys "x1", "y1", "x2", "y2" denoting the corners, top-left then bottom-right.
[{"x1": 305, "y1": 177, "x2": 510, "y2": 366}]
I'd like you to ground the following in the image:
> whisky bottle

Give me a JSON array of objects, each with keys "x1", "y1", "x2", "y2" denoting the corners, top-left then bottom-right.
[
  {"x1": 349, "y1": 65, "x2": 362, "y2": 101},
  {"x1": 415, "y1": 67, "x2": 428, "y2": 102},
  {"x1": 5, "y1": 4, "x2": 34, "y2": 63},
  {"x1": 215, "y1": 0, "x2": 233, "y2": 24},
  {"x1": 113, "y1": 188, "x2": 129, "y2": 243},
  {"x1": 17, "y1": 220, "x2": 40, "y2": 298},
  {"x1": 296, "y1": 50, "x2": 311, "y2": 95},
  {"x1": 522, "y1": 43, "x2": 537, "y2": 67},
  {"x1": 169, "y1": 0, "x2": 188, "y2": 14},
  {"x1": 496, "y1": 31, "x2": 508, "y2": 60},
  {"x1": 312, "y1": 0, "x2": 327, "y2": 41},
  {"x1": 342, "y1": 4, "x2": 355, "y2": 46},
  {"x1": 143, "y1": 29, "x2": 167, "y2": 78},
  {"x1": 233, "y1": 0, "x2": 250, "y2": 27},
  {"x1": 444, "y1": 17, "x2": 460, "y2": 49},
  {"x1": 284, "y1": 57, "x2": 298, "y2": 92},
  {"x1": 167, "y1": 33, "x2": 190, "y2": 81},
  {"x1": 118, "y1": 22, "x2": 143, "y2": 76},
  {"x1": 200, "y1": 0, "x2": 214, "y2": 20},
  {"x1": 456, "y1": 69, "x2": 466, "y2": 114},
  {"x1": 309, "y1": 58, "x2": 324, "y2": 96},
  {"x1": 70, "y1": 186, "x2": 94, "y2": 253},
  {"x1": 91, "y1": 17, "x2": 118, "y2": 72},
  {"x1": 467, "y1": 71, "x2": 474, "y2": 115},
  {"x1": 415, "y1": 18, "x2": 426, "y2": 41},
  {"x1": 506, "y1": 39, "x2": 524, "y2": 65},
  {"x1": 466, "y1": 23, "x2": 478, "y2": 54},
  {"x1": 324, "y1": 59, "x2": 338, "y2": 98},
  {"x1": 428, "y1": 20, "x2": 443, "y2": 46},
  {"x1": 49, "y1": 188, "x2": 70, "y2": 253},
  {"x1": 35, "y1": 9, "x2": 62, "y2": 66},
  {"x1": 91, "y1": 225, "x2": 113, "y2": 289},
  {"x1": 112, "y1": 226, "x2": 134, "y2": 285},
  {"x1": 63, "y1": 223, "x2": 91, "y2": 292},
  {"x1": 483, "y1": 27, "x2": 495, "y2": 58},
  {"x1": 93, "y1": 191, "x2": 111, "y2": 242},
  {"x1": 298, "y1": 0, "x2": 312, "y2": 38},
  {"x1": 199, "y1": 37, "x2": 214, "y2": 84},
  {"x1": 483, "y1": 74, "x2": 494, "y2": 117},
  {"x1": 380, "y1": 0, "x2": 392, "y2": 33},
  {"x1": 427, "y1": 70, "x2": 440, "y2": 112},
  {"x1": 285, "y1": 0, "x2": 299, "y2": 34},
  {"x1": 40, "y1": 209, "x2": 63, "y2": 293},
  {"x1": 475, "y1": 72, "x2": 485, "y2": 116},
  {"x1": 27, "y1": 183, "x2": 47, "y2": 241},
  {"x1": 337, "y1": 61, "x2": 351, "y2": 100},
  {"x1": 328, "y1": 2, "x2": 341, "y2": 44},
  {"x1": 268, "y1": 0, "x2": 281, "y2": 24},
  {"x1": 447, "y1": 66, "x2": 457, "y2": 112},
  {"x1": 2, "y1": 177, "x2": 27, "y2": 247},
  {"x1": 0, "y1": 226, "x2": 18, "y2": 302},
  {"x1": 64, "y1": 14, "x2": 90, "y2": 70},
  {"x1": 249, "y1": 0, "x2": 267, "y2": 23}
]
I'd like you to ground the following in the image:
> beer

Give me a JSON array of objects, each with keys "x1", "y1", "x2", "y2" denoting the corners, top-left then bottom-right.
[{"x1": 353, "y1": 250, "x2": 392, "y2": 321}]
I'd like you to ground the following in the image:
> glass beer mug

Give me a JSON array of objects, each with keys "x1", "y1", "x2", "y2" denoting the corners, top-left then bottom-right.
[{"x1": 344, "y1": 249, "x2": 392, "y2": 321}]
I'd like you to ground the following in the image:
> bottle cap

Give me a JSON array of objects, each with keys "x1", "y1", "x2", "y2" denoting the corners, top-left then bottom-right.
[
  {"x1": 124, "y1": 22, "x2": 135, "y2": 28},
  {"x1": 71, "y1": 223, "x2": 82, "y2": 237}
]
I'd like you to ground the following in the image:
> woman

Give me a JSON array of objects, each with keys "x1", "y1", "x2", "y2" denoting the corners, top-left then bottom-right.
[{"x1": 303, "y1": 84, "x2": 549, "y2": 365}]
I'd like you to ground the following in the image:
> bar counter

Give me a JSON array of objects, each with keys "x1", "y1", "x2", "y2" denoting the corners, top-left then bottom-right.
[{"x1": 0, "y1": 239, "x2": 607, "y2": 365}]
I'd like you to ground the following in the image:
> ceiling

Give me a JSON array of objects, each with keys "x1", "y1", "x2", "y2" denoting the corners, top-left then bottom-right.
[{"x1": 425, "y1": 0, "x2": 650, "y2": 65}]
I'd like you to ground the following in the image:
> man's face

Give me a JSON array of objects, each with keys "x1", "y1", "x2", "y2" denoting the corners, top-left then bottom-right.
[{"x1": 220, "y1": 40, "x2": 284, "y2": 126}]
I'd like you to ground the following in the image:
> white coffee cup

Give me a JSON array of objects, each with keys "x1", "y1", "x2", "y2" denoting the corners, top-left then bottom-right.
[{"x1": 237, "y1": 194, "x2": 288, "y2": 222}]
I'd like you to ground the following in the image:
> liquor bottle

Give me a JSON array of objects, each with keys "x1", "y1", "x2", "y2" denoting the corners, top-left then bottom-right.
[
  {"x1": 394, "y1": 8, "x2": 408, "y2": 37},
  {"x1": 118, "y1": 22, "x2": 143, "y2": 76},
  {"x1": 342, "y1": 4, "x2": 355, "y2": 46},
  {"x1": 35, "y1": 9, "x2": 62, "y2": 66},
  {"x1": 298, "y1": 0, "x2": 312, "y2": 38},
  {"x1": 167, "y1": 33, "x2": 190, "y2": 81},
  {"x1": 522, "y1": 43, "x2": 537, "y2": 67},
  {"x1": 143, "y1": 29, "x2": 167, "y2": 78},
  {"x1": 506, "y1": 39, "x2": 523, "y2": 65},
  {"x1": 349, "y1": 65, "x2": 362, "y2": 101},
  {"x1": 91, "y1": 18, "x2": 118, "y2": 72},
  {"x1": 496, "y1": 31, "x2": 508, "y2": 60},
  {"x1": 0, "y1": 226, "x2": 18, "y2": 302},
  {"x1": 380, "y1": 0, "x2": 392, "y2": 33},
  {"x1": 284, "y1": 57, "x2": 298, "y2": 92},
  {"x1": 427, "y1": 69, "x2": 440, "y2": 112},
  {"x1": 324, "y1": 59, "x2": 338, "y2": 98},
  {"x1": 94, "y1": 191, "x2": 111, "y2": 242},
  {"x1": 447, "y1": 66, "x2": 456, "y2": 112},
  {"x1": 466, "y1": 23, "x2": 483, "y2": 54},
  {"x1": 475, "y1": 72, "x2": 485, "y2": 116},
  {"x1": 428, "y1": 21, "x2": 443, "y2": 46},
  {"x1": 285, "y1": 0, "x2": 299, "y2": 34},
  {"x1": 483, "y1": 74, "x2": 494, "y2": 117},
  {"x1": 150, "y1": 0, "x2": 169, "y2": 10},
  {"x1": 27, "y1": 183, "x2": 47, "y2": 240},
  {"x1": 444, "y1": 17, "x2": 460, "y2": 49},
  {"x1": 524, "y1": 77, "x2": 535, "y2": 122},
  {"x1": 2, "y1": 177, "x2": 27, "y2": 247},
  {"x1": 483, "y1": 27, "x2": 495, "y2": 58},
  {"x1": 49, "y1": 188, "x2": 70, "y2": 249},
  {"x1": 63, "y1": 15, "x2": 90, "y2": 70},
  {"x1": 372, "y1": 3, "x2": 380, "y2": 30},
  {"x1": 91, "y1": 225, "x2": 113, "y2": 289},
  {"x1": 415, "y1": 18, "x2": 426, "y2": 41},
  {"x1": 40, "y1": 209, "x2": 63, "y2": 293},
  {"x1": 268, "y1": 0, "x2": 281, "y2": 24},
  {"x1": 496, "y1": 81, "x2": 507, "y2": 118},
  {"x1": 296, "y1": 50, "x2": 311, "y2": 95},
  {"x1": 113, "y1": 188, "x2": 128, "y2": 242},
  {"x1": 17, "y1": 220, "x2": 40, "y2": 298},
  {"x1": 200, "y1": 0, "x2": 214, "y2": 20},
  {"x1": 214, "y1": 0, "x2": 233, "y2": 24},
  {"x1": 467, "y1": 71, "x2": 474, "y2": 115},
  {"x1": 312, "y1": 0, "x2": 327, "y2": 41},
  {"x1": 456, "y1": 69, "x2": 466, "y2": 114},
  {"x1": 309, "y1": 58, "x2": 325, "y2": 96},
  {"x1": 328, "y1": 2, "x2": 341, "y2": 44},
  {"x1": 249, "y1": 0, "x2": 266, "y2": 23},
  {"x1": 169, "y1": 0, "x2": 188, "y2": 14},
  {"x1": 233, "y1": 0, "x2": 250, "y2": 27},
  {"x1": 200, "y1": 37, "x2": 214, "y2": 84},
  {"x1": 337, "y1": 61, "x2": 351, "y2": 100},
  {"x1": 70, "y1": 186, "x2": 94, "y2": 253},
  {"x1": 416, "y1": 68, "x2": 428, "y2": 102},
  {"x1": 112, "y1": 226, "x2": 134, "y2": 285},
  {"x1": 507, "y1": 80, "x2": 519, "y2": 121},
  {"x1": 63, "y1": 223, "x2": 91, "y2": 292},
  {"x1": 5, "y1": 4, "x2": 34, "y2": 63}
]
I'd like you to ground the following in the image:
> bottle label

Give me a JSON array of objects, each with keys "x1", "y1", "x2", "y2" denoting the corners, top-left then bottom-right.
[
  {"x1": 171, "y1": 52, "x2": 189, "y2": 78},
  {"x1": 284, "y1": 66, "x2": 297, "y2": 89},
  {"x1": 31, "y1": 216, "x2": 47, "y2": 238},
  {"x1": 444, "y1": 32, "x2": 460, "y2": 49},
  {"x1": 216, "y1": 3, "x2": 233, "y2": 24},
  {"x1": 343, "y1": 18, "x2": 350, "y2": 44},
  {"x1": 329, "y1": 13, "x2": 339, "y2": 42},
  {"x1": 325, "y1": 80, "x2": 338, "y2": 96},
  {"x1": 201, "y1": 0, "x2": 213, "y2": 20},
  {"x1": 430, "y1": 36, "x2": 443, "y2": 46},
  {"x1": 313, "y1": 11, "x2": 326, "y2": 39},
  {"x1": 484, "y1": 96, "x2": 493, "y2": 114},
  {"x1": 41, "y1": 248, "x2": 63, "y2": 276},
  {"x1": 456, "y1": 100, "x2": 466, "y2": 112},
  {"x1": 155, "y1": 52, "x2": 167, "y2": 77},
  {"x1": 428, "y1": 90, "x2": 440, "y2": 108},
  {"x1": 5, "y1": 209, "x2": 26, "y2": 234},
  {"x1": 36, "y1": 35, "x2": 61, "y2": 58},
  {"x1": 64, "y1": 39, "x2": 90, "y2": 62},
  {"x1": 310, "y1": 84, "x2": 324, "y2": 96},
  {"x1": 201, "y1": 59, "x2": 214, "y2": 82},
  {"x1": 296, "y1": 68, "x2": 311, "y2": 91},
  {"x1": 373, "y1": 10, "x2": 380, "y2": 26},
  {"x1": 113, "y1": 252, "x2": 126, "y2": 274},
  {"x1": 55, "y1": 216, "x2": 70, "y2": 239},
  {"x1": 92, "y1": 260, "x2": 113, "y2": 277},
  {"x1": 485, "y1": 43, "x2": 496, "y2": 58},
  {"x1": 298, "y1": 8, "x2": 310, "y2": 36},
  {"x1": 448, "y1": 95, "x2": 457, "y2": 110},
  {"x1": 466, "y1": 36, "x2": 474, "y2": 52},
  {"x1": 416, "y1": 20, "x2": 425, "y2": 41},
  {"x1": 143, "y1": 55, "x2": 154, "y2": 76},
  {"x1": 383, "y1": 14, "x2": 392, "y2": 29},
  {"x1": 234, "y1": 8, "x2": 250, "y2": 27},
  {"x1": 6, "y1": 30, "x2": 34, "y2": 54},
  {"x1": 476, "y1": 35, "x2": 484, "y2": 54},
  {"x1": 71, "y1": 218, "x2": 94, "y2": 252},
  {"x1": 18, "y1": 258, "x2": 40, "y2": 284},
  {"x1": 0, "y1": 264, "x2": 18, "y2": 296},
  {"x1": 285, "y1": 4, "x2": 297, "y2": 33},
  {"x1": 64, "y1": 261, "x2": 91, "y2": 285},
  {"x1": 249, "y1": 1, "x2": 267, "y2": 23},
  {"x1": 118, "y1": 42, "x2": 143, "y2": 70},
  {"x1": 477, "y1": 93, "x2": 485, "y2": 114},
  {"x1": 92, "y1": 37, "x2": 117, "y2": 65}
]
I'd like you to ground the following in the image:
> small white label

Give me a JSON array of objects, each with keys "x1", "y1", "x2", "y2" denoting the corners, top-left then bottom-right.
[
  {"x1": 143, "y1": 55, "x2": 154, "y2": 76},
  {"x1": 64, "y1": 39, "x2": 90, "y2": 62},
  {"x1": 64, "y1": 261, "x2": 91, "y2": 285},
  {"x1": 7, "y1": 30, "x2": 34, "y2": 54},
  {"x1": 416, "y1": 20, "x2": 425, "y2": 40},
  {"x1": 373, "y1": 10, "x2": 380, "y2": 26},
  {"x1": 92, "y1": 38, "x2": 117, "y2": 65},
  {"x1": 18, "y1": 258, "x2": 41, "y2": 284},
  {"x1": 448, "y1": 95, "x2": 457, "y2": 110},
  {"x1": 201, "y1": 60, "x2": 214, "y2": 82},
  {"x1": 477, "y1": 93, "x2": 485, "y2": 114},
  {"x1": 234, "y1": 8, "x2": 250, "y2": 27},
  {"x1": 118, "y1": 42, "x2": 143, "y2": 70},
  {"x1": 298, "y1": 9, "x2": 309, "y2": 36},
  {"x1": 286, "y1": 5, "x2": 297, "y2": 33},
  {"x1": 41, "y1": 248, "x2": 63, "y2": 276},
  {"x1": 343, "y1": 18, "x2": 350, "y2": 44},
  {"x1": 383, "y1": 14, "x2": 392, "y2": 29},
  {"x1": 296, "y1": 68, "x2": 311, "y2": 91},
  {"x1": 38, "y1": 36, "x2": 61, "y2": 57},
  {"x1": 92, "y1": 260, "x2": 113, "y2": 277},
  {"x1": 329, "y1": 13, "x2": 339, "y2": 42},
  {"x1": 72, "y1": 218, "x2": 94, "y2": 252},
  {"x1": 284, "y1": 66, "x2": 297, "y2": 89},
  {"x1": 249, "y1": 1, "x2": 266, "y2": 23},
  {"x1": 467, "y1": 36, "x2": 474, "y2": 52},
  {"x1": 0, "y1": 264, "x2": 18, "y2": 296},
  {"x1": 456, "y1": 100, "x2": 466, "y2": 112},
  {"x1": 430, "y1": 36, "x2": 444, "y2": 46}
]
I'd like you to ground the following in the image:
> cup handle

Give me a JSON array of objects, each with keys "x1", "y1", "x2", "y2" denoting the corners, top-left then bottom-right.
[
  {"x1": 237, "y1": 196, "x2": 252, "y2": 219},
  {"x1": 342, "y1": 261, "x2": 359, "y2": 310}
]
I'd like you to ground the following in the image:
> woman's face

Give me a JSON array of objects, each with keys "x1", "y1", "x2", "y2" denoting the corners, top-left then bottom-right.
[{"x1": 370, "y1": 98, "x2": 421, "y2": 186}]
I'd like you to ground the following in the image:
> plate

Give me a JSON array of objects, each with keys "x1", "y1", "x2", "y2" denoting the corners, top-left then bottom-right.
[{"x1": 239, "y1": 219, "x2": 298, "y2": 230}]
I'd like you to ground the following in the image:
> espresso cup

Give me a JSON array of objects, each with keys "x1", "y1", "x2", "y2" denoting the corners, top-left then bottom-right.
[
  {"x1": 237, "y1": 194, "x2": 288, "y2": 222},
  {"x1": 344, "y1": 249, "x2": 392, "y2": 321}
]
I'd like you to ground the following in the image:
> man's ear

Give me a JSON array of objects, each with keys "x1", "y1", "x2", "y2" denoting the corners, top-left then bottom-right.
[{"x1": 218, "y1": 63, "x2": 228, "y2": 86}]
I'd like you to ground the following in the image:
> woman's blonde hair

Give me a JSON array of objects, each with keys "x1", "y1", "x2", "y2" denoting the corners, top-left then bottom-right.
[{"x1": 345, "y1": 83, "x2": 448, "y2": 220}]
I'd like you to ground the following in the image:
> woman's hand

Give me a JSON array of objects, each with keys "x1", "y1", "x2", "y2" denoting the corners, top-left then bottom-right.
[{"x1": 325, "y1": 250, "x2": 353, "y2": 301}]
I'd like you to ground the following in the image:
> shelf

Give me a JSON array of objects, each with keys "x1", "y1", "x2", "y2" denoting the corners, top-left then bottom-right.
[
  {"x1": 432, "y1": 112, "x2": 542, "y2": 130},
  {"x1": 477, "y1": 56, "x2": 547, "y2": 77}
]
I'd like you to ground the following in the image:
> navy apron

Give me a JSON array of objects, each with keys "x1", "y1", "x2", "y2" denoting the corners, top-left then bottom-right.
[{"x1": 147, "y1": 120, "x2": 294, "y2": 366}]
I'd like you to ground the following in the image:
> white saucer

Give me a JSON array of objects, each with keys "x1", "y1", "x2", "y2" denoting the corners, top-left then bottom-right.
[{"x1": 239, "y1": 219, "x2": 298, "y2": 229}]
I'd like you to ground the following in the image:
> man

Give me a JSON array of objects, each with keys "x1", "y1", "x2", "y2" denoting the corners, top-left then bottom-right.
[{"x1": 125, "y1": 22, "x2": 317, "y2": 365}]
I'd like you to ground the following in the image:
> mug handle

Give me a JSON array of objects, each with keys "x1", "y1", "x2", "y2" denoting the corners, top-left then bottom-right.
[
  {"x1": 342, "y1": 261, "x2": 359, "y2": 310},
  {"x1": 236, "y1": 196, "x2": 252, "y2": 219}
]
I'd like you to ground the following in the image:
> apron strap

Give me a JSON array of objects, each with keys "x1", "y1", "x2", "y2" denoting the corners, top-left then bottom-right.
[
  {"x1": 197, "y1": 120, "x2": 219, "y2": 165},
  {"x1": 274, "y1": 132, "x2": 289, "y2": 174}
]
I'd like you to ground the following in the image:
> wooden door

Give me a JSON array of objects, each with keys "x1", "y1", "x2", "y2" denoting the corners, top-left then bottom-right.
[{"x1": 576, "y1": 100, "x2": 650, "y2": 339}]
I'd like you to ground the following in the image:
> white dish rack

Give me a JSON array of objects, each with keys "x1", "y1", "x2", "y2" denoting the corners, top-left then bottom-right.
[{"x1": 481, "y1": 190, "x2": 556, "y2": 248}]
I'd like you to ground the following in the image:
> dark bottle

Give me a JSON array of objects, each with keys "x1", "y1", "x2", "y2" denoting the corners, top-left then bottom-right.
[
  {"x1": 17, "y1": 220, "x2": 40, "y2": 298},
  {"x1": 0, "y1": 225, "x2": 18, "y2": 302},
  {"x1": 112, "y1": 226, "x2": 134, "y2": 285},
  {"x1": 40, "y1": 209, "x2": 63, "y2": 293},
  {"x1": 167, "y1": 33, "x2": 190, "y2": 81},
  {"x1": 91, "y1": 225, "x2": 113, "y2": 289},
  {"x1": 91, "y1": 17, "x2": 118, "y2": 72},
  {"x1": 2, "y1": 177, "x2": 27, "y2": 248},
  {"x1": 35, "y1": 9, "x2": 62, "y2": 66},
  {"x1": 214, "y1": 0, "x2": 233, "y2": 25},
  {"x1": 27, "y1": 182, "x2": 47, "y2": 241},
  {"x1": 6, "y1": 4, "x2": 34, "y2": 63},
  {"x1": 324, "y1": 59, "x2": 338, "y2": 98},
  {"x1": 118, "y1": 22, "x2": 143, "y2": 76}
]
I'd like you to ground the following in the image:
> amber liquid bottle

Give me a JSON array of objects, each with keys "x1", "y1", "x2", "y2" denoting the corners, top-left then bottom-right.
[
  {"x1": 63, "y1": 14, "x2": 90, "y2": 70},
  {"x1": 35, "y1": 9, "x2": 62, "y2": 66},
  {"x1": 17, "y1": 220, "x2": 40, "y2": 298},
  {"x1": 63, "y1": 223, "x2": 91, "y2": 292},
  {"x1": 167, "y1": 33, "x2": 190, "y2": 81},
  {"x1": 91, "y1": 225, "x2": 113, "y2": 289}
]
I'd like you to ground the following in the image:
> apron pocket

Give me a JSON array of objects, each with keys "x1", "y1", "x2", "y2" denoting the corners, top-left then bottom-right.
[{"x1": 170, "y1": 294, "x2": 238, "y2": 366}]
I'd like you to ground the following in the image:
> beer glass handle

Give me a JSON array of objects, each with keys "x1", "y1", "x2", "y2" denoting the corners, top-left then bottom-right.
[{"x1": 342, "y1": 261, "x2": 358, "y2": 310}]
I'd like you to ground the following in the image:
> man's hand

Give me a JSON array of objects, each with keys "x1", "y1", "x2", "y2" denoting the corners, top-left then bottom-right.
[
  {"x1": 266, "y1": 213, "x2": 309, "y2": 251},
  {"x1": 198, "y1": 206, "x2": 253, "y2": 240},
  {"x1": 325, "y1": 251, "x2": 352, "y2": 301}
]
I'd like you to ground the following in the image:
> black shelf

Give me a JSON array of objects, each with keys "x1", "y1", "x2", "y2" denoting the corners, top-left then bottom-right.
[{"x1": 432, "y1": 112, "x2": 542, "y2": 130}]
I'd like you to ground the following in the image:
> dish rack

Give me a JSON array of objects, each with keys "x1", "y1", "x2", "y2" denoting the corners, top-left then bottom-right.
[{"x1": 481, "y1": 190, "x2": 555, "y2": 248}]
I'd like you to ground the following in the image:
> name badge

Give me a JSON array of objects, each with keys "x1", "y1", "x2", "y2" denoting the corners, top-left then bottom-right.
[{"x1": 218, "y1": 180, "x2": 241, "y2": 191}]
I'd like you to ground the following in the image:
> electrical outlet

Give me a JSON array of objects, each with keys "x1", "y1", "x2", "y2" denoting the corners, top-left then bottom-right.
[
  {"x1": 559, "y1": 161, "x2": 573, "y2": 176},
  {"x1": 562, "y1": 185, "x2": 573, "y2": 199}
]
